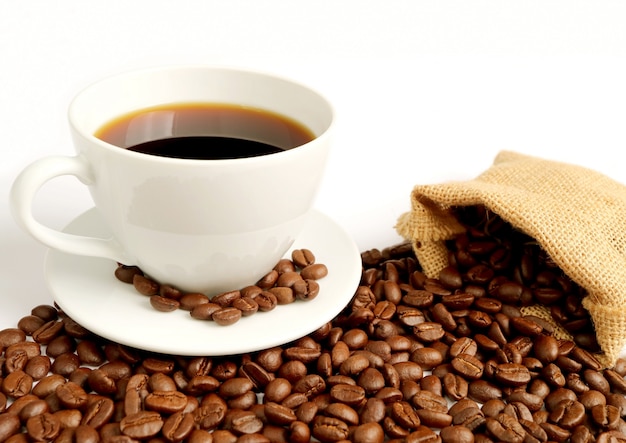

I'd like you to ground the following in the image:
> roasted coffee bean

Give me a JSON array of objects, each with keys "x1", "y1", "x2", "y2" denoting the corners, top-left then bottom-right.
[
  {"x1": 87, "y1": 368, "x2": 117, "y2": 395},
  {"x1": 357, "y1": 367, "x2": 386, "y2": 394},
  {"x1": 82, "y1": 396, "x2": 115, "y2": 428},
  {"x1": 390, "y1": 400, "x2": 421, "y2": 429},
  {"x1": 149, "y1": 372, "x2": 177, "y2": 391},
  {"x1": 494, "y1": 363, "x2": 531, "y2": 386},
  {"x1": 420, "y1": 374, "x2": 443, "y2": 396},
  {"x1": 291, "y1": 248, "x2": 315, "y2": 268},
  {"x1": 212, "y1": 307, "x2": 243, "y2": 326},
  {"x1": 414, "y1": 322, "x2": 445, "y2": 342},
  {"x1": 150, "y1": 295, "x2": 180, "y2": 312},
  {"x1": 591, "y1": 404, "x2": 622, "y2": 429},
  {"x1": 162, "y1": 411, "x2": 196, "y2": 442},
  {"x1": 145, "y1": 390, "x2": 188, "y2": 413},
  {"x1": 452, "y1": 406, "x2": 486, "y2": 431},
  {"x1": 32, "y1": 320, "x2": 64, "y2": 344},
  {"x1": 226, "y1": 409, "x2": 264, "y2": 434},
  {"x1": 160, "y1": 283, "x2": 183, "y2": 300},
  {"x1": 76, "y1": 340, "x2": 106, "y2": 366},
  {"x1": 442, "y1": 293, "x2": 475, "y2": 310},
  {"x1": 506, "y1": 391, "x2": 544, "y2": 412},
  {"x1": 412, "y1": 390, "x2": 448, "y2": 413},
  {"x1": 481, "y1": 398, "x2": 507, "y2": 418},
  {"x1": 300, "y1": 263, "x2": 328, "y2": 280},
  {"x1": 510, "y1": 316, "x2": 543, "y2": 336},
  {"x1": 26, "y1": 412, "x2": 61, "y2": 441},
  {"x1": 486, "y1": 413, "x2": 526, "y2": 443},
  {"x1": 212, "y1": 290, "x2": 241, "y2": 307},
  {"x1": 540, "y1": 421, "x2": 572, "y2": 442},
  {"x1": 542, "y1": 363, "x2": 566, "y2": 387},
  {"x1": 218, "y1": 377, "x2": 253, "y2": 398},
  {"x1": 257, "y1": 269, "x2": 279, "y2": 289},
  {"x1": 605, "y1": 369, "x2": 626, "y2": 394},
  {"x1": 468, "y1": 380, "x2": 503, "y2": 403},
  {"x1": 556, "y1": 355, "x2": 583, "y2": 373},
  {"x1": 17, "y1": 316, "x2": 45, "y2": 335},
  {"x1": 449, "y1": 337, "x2": 478, "y2": 358},
  {"x1": 533, "y1": 334, "x2": 560, "y2": 364},
  {"x1": 442, "y1": 372, "x2": 469, "y2": 401},
  {"x1": 133, "y1": 273, "x2": 160, "y2": 296},
  {"x1": 352, "y1": 422, "x2": 385, "y2": 443},
  {"x1": 570, "y1": 425, "x2": 593, "y2": 443},
  {"x1": 549, "y1": 399, "x2": 586, "y2": 429},
  {"x1": 584, "y1": 369, "x2": 611, "y2": 395},
  {"x1": 115, "y1": 264, "x2": 143, "y2": 284},
  {"x1": 2, "y1": 370, "x2": 34, "y2": 398},
  {"x1": 570, "y1": 346, "x2": 603, "y2": 370},
  {"x1": 440, "y1": 425, "x2": 475, "y2": 443},
  {"x1": 417, "y1": 408, "x2": 453, "y2": 428},
  {"x1": 194, "y1": 401, "x2": 227, "y2": 430},
  {"x1": 330, "y1": 383, "x2": 365, "y2": 406},
  {"x1": 393, "y1": 361, "x2": 423, "y2": 383},
  {"x1": 31, "y1": 304, "x2": 58, "y2": 322},
  {"x1": 403, "y1": 290, "x2": 435, "y2": 309},
  {"x1": 191, "y1": 302, "x2": 222, "y2": 320},
  {"x1": 179, "y1": 293, "x2": 211, "y2": 311},
  {"x1": 519, "y1": 418, "x2": 549, "y2": 443},
  {"x1": 120, "y1": 410, "x2": 163, "y2": 439},
  {"x1": 274, "y1": 258, "x2": 296, "y2": 274},
  {"x1": 439, "y1": 266, "x2": 464, "y2": 289},
  {"x1": 16, "y1": 398, "x2": 48, "y2": 422},
  {"x1": 452, "y1": 353, "x2": 484, "y2": 379},
  {"x1": 23, "y1": 355, "x2": 51, "y2": 380},
  {"x1": 55, "y1": 381, "x2": 89, "y2": 409},
  {"x1": 405, "y1": 426, "x2": 441, "y2": 443},
  {"x1": 295, "y1": 279, "x2": 320, "y2": 301},
  {"x1": 275, "y1": 271, "x2": 303, "y2": 291},
  {"x1": 410, "y1": 347, "x2": 443, "y2": 370},
  {"x1": 312, "y1": 415, "x2": 349, "y2": 441}
]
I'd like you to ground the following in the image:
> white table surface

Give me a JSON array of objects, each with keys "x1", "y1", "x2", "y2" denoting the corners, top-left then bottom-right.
[{"x1": 2, "y1": 1, "x2": 626, "y2": 333}]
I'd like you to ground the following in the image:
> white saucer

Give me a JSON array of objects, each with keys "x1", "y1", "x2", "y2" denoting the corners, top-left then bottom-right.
[{"x1": 44, "y1": 208, "x2": 362, "y2": 356}]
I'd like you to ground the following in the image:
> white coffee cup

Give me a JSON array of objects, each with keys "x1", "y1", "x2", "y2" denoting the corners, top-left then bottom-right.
[{"x1": 10, "y1": 65, "x2": 334, "y2": 295}]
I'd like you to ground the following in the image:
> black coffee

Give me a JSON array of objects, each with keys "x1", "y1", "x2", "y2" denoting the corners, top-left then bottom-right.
[
  {"x1": 94, "y1": 102, "x2": 315, "y2": 160},
  {"x1": 126, "y1": 136, "x2": 284, "y2": 160}
]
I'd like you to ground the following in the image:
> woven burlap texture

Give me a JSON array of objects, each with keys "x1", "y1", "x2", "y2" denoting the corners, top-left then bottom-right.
[{"x1": 396, "y1": 150, "x2": 626, "y2": 368}]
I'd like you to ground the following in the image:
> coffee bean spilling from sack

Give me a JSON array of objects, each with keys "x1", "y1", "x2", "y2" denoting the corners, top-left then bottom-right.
[
  {"x1": 443, "y1": 205, "x2": 599, "y2": 353},
  {"x1": 114, "y1": 248, "x2": 327, "y2": 326},
  {"x1": 2, "y1": 215, "x2": 626, "y2": 442}
]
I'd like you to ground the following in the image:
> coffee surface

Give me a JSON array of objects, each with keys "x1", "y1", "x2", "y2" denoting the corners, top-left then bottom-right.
[
  {"x1": 94, "y1": 103, "x2": 315, "y2": 159},
  {"x1": 126, "y1": 136, "x2": 284, "y2": 160}
]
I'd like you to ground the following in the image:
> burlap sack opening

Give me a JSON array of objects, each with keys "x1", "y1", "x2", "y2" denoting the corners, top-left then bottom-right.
[{"x1": 396, "y1": 150, "x2": 626, "y2": 368}]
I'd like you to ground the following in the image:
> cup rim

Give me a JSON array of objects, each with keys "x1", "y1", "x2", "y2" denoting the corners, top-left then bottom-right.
[{"x1": 68, "y1": 64, "x2": 335, "y2": 165}]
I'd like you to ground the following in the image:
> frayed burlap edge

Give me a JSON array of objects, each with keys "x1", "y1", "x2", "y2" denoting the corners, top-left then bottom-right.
[{"x1": 395, "y1": 150, "x2": 626, "y2": 368}]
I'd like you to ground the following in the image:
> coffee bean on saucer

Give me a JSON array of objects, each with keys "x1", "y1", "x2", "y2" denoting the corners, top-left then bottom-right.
[
  {"x1": 114, "y1": 249, "x2": 327, "y2": 325},
  {"x1": 212, "y1": 307, "x2": 242, "y2": 326},
  {"x1": 292, "y1": 248, "x2": 316, "y2": 268},
  {"x1": 300, "y1": 263, "x2": 328, "y2": 280},
  {"x1": 133, "y1": 274, "x2": 160, "y2": 296},
  {"x1": 114, "y1": 264, "x2": 143, "y2": 284},
  {"x1": 150, "y1": 295, "x2": 180, "y2": 312}
]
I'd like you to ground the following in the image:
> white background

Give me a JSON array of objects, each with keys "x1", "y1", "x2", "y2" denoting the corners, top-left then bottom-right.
[{"x1": 1, "y1": 1, "x2": 626, "y2": 331}]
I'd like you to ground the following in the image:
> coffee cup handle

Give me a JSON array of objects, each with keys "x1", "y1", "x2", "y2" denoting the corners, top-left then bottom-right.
[{"x1": 10, "y1": 155, "x2": 130, "y2": 264}]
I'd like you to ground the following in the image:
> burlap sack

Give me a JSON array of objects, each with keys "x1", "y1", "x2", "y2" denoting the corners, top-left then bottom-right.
[{"x1": 396, "y1": 150, "x2": 626, "y2": 368}]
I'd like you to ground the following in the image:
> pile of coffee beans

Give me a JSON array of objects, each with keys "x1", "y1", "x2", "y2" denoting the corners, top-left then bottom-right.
[
  {"x1": 114, "y1": 248, "x2": 328, "y2": 326},
  {"x1": 2, "y1": 205, "x2": 626, "y2": 443}
]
